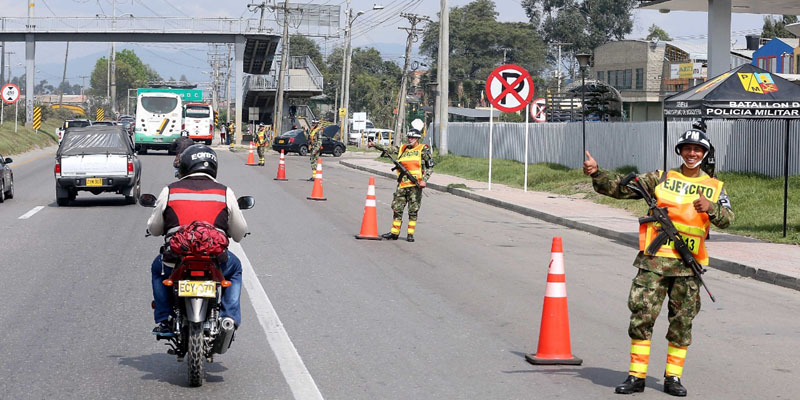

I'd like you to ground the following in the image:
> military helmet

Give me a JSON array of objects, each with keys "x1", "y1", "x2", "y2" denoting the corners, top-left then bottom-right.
[
  {"x1": 675, "y1": 129, "x2": 711, "y2": 155},
  {"x1": 691, "y1": 119, "x2": 707, "y2": 133},
  {"x1": 407, "y1": 129, "x2": 422, "y2": 138},
  {"x1": 178, "y1": 144, "x2": 218, "y2": 178}
]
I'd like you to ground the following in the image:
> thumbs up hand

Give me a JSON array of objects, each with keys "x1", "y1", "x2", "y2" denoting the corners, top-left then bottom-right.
[
  {"x1": 693, "y1": 191, "x2": 711, "y2": 213},
  {"x1": 583, "y1": 151, "x2": 598, "y2": 175}
]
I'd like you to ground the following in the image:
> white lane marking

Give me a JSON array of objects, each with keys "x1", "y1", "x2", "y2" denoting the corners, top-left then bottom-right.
[
  {"x1": 229, "y1": 241, "x2": 324, "y2": 400},
  {"x1": 18, "y1": 206, "x2": 44, "y2": 220}
]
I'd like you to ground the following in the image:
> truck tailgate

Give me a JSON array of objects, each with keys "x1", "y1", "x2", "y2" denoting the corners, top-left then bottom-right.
[{"x1": 61, "y1": 154, "x2": 128, "y2": 176}]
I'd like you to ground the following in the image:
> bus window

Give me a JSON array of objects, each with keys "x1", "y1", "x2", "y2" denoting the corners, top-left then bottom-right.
[{"x1": 141, "y1": 97, "x2": 178, "y2": 114}]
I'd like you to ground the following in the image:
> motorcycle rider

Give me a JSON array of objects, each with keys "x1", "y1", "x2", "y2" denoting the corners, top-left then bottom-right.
[{"x1": 147, "y1": 144, "x2": 248, "y2": 335}]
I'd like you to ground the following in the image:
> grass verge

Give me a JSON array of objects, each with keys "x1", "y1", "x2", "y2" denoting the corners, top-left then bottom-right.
[
  {"x1": 0, "y1": 119, "x2": 59, "y2": 156},
  {"x1": 378, "y1": 153, "x2": 799, "y2": 244}
]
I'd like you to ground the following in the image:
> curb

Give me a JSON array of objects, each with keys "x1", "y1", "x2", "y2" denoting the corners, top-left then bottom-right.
[{"x1": 339, "y1": 160, "x2": 800, "y2": 293}]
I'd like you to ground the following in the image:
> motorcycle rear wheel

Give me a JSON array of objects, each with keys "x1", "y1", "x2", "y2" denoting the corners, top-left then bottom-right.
[{"x1": 187, "y1": 322, "x2": 205, "y2": 387}]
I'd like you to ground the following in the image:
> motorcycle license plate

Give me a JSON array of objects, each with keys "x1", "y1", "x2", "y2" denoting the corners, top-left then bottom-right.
[
  {"x1": 86, "y1": 178, "x2": 103, "y2": 186},
  {"x1": 178, "y1": 280, "x2": 216, "y2": 298}
]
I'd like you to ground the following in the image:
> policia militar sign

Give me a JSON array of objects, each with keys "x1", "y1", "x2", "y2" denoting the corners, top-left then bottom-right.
[
  {"x1": 664, "y1": 64, "x2": 800, "y2": 118},
  {"x1": 662, "y1": 63, "x2": 799, "y2": 237}
]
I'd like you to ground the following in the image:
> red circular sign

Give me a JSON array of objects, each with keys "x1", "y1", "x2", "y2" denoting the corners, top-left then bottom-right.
[
  {"x1": 485, "y1": 64, "x2": 534, "y2": 113},
  {"x1": 531, "y1": 98, "x2": 546, "y2": 122},
  {"x1": 1, "y1": 83, "x2": 20, "y2": 105}
]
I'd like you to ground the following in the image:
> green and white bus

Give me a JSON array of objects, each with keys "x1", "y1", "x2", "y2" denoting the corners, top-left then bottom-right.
[{"x1": 133, "y1": 88, "x2": 203, "y2": 154}]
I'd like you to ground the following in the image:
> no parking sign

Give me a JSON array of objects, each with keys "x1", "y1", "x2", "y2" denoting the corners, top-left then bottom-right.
[{"x1": 485, "y1": 64, "x2": 534, "y2": 113}]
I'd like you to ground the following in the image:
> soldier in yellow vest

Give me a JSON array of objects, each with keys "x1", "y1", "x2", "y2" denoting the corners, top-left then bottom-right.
[
  {"x1": 307, "y1": 120, "x2": 323, "y2": 181},
  {"x1": 368, "y1": 129, "x2": 433, "y2": 242},
  {"x1": 227, "y1": 121, "x2": 236, "y2": 151},
  {"x1": 255, "y1": 123, "x2": 269, "y2": 166},
  {"x1": 583, "y1": 129, "x2": 734, "y2": 397}
]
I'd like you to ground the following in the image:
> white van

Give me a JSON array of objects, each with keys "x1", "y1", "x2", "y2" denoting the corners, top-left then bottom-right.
[{"x1": 364, "y1": 128, "x2": 394, "y2": 146}]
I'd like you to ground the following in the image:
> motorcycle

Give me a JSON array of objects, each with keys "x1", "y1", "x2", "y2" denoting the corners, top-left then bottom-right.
[{"x1": 139, "y1": 193, "x2": 254, "y2": 387}]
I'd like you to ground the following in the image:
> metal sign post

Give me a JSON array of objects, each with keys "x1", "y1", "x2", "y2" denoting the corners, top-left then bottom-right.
[
  {"x1": 484, "y1": 64, "x2": 534, "y2": 191},
  {"x1": 524, "y1": 103, "x2": 529, "y2": 192}
]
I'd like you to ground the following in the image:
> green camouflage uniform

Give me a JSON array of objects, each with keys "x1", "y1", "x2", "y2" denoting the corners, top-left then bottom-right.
[
  {"x1": 591, "y1": 168, "x2": 734, "y2": 346},
  {"x1": 255, "y1": 127, "x2": 268, "y2": 166},
  {"x1": 308, "y1": 126, "x2": 323, "y2": 178},
  {"x1": 373, "y1": 142, "x2": 433, "y2": 236}
]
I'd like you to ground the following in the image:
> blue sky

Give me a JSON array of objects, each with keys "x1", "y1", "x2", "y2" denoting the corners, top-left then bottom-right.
[{"x1": 0, "y1": 0, "x2": 771, "y2": 86}]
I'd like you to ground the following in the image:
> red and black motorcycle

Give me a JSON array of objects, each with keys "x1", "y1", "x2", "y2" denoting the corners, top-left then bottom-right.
[{"x1": 140, "y1": 193, "x2": 254, "y2": 387}]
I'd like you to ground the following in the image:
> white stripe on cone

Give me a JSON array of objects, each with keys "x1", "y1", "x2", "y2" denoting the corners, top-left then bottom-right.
[
  {"x1": 545, "y1": 282, "x2": 567, "y2": 298},
  {"x1": 365, "y1": 199, "x2": 376, "y2": 207}
]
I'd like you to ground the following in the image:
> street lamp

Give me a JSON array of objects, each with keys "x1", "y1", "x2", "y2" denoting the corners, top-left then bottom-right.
[
  {"x1": 341, "y1": 4, "x2": 383, "y2": 141},
  {"x1": 576, "y1": 52, "x2": 591, "y2": 161}
]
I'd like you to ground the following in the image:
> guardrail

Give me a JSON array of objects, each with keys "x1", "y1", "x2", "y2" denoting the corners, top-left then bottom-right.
[{"x1": 244, "y1": 56, "x2": 324, "y2": 92}]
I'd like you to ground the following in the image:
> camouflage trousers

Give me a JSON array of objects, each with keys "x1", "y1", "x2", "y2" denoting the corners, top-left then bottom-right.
[
  {"x1": 392, "y1": 186, "x2": 423, "y2": 221},
  {"x1": 627, "y1": 269, "x2": 702, "y2": 347},
  {"x1": 309, "y1": 145, "x2": 321, "y2": 175},
  {"x1": 256, "y1": 145, "x2": 266, "y2": 164}
]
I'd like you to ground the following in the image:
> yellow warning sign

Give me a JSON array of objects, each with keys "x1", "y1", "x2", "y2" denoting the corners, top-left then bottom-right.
[
  {"x1": 338, "y1": 107, "x2": 346, "y2": 117},
  {"x1": 96, "y1": 108, "x2": 105, "y2": 121},
  {"x1": 33, "y1": 106, "x2": 42, "y2": 130}
]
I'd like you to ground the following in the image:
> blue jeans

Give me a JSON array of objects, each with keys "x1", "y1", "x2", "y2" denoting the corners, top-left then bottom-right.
[{"x1": 151, "y1": 250, "x2": 242, "y2": 326}]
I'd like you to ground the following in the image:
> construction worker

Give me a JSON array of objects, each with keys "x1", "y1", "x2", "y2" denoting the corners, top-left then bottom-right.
[
  {"x1": 255, "y1": 123, "x2": 269, "y2": 166},
  {"x1": 227, "y1": 121, "x2": 236, "y2": 151},
  {"x1": 307, "y1": 120, "x2": 323, "y2": 181},
  {"x1": 367, "y1": 128, "x2": 433, "y2": 243},
  {"x1": 583, "y1": 129, "x2": 734, "y2": 397}
]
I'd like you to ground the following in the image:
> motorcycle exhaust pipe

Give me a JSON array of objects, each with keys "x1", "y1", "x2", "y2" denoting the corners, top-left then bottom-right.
[{"x1": 214, "y1": 317, "x2": 236, "y2": 354}]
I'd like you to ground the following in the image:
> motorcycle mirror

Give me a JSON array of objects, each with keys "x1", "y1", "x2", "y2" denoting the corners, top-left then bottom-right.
[
  {"x1": 139, "y1": 193, "x2": 157, "y2": 207},
  {"x1": 237, "y1": 196, "x2": 255, "y2": 210}
]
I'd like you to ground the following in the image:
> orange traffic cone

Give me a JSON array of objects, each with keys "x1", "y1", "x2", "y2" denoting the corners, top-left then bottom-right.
[
  {"x1": 355, "y1": 176, "x2": 381, "y2": 240},
  {"x1": 526, "y1": 237, "x2": 582, "y2": 365},
  {"x1": 307, "y1": 158, "x2": 326, "y2": 201},
  {"x1": 274, "y1": 149, "x2": 288, "y2": 181},
  {"x1": 246, "y1": 142, "x2": 256, "y2": 166}
]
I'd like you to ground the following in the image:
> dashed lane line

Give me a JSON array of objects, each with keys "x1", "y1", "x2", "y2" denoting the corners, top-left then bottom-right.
[
  {"x1": 230, "y1": 241, "x2": 324, "y2": 400},
  {"x1": 18, "y1": 206, "x2": 44, "y2": 219}
]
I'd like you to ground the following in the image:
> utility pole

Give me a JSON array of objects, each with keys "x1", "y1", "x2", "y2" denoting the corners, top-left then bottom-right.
[
  {"x1": 393, "y1": 13, "x2": 429, "y2": 145},
  {"x1": 552, "y1": 42, "x2": 572, "y2": 94},
  {"x1": 342, "y1": 3, "x2": 384, "y2": 142},
  {"x1": 0, "y1": 42, "x2": 4, "y2": 86},
  {"x1": 225, "y1": 43, "x2": 232, "y2": 124},
  {"x1": 109, "y1": 0, "x2": 118, "y2": 117},
  {"x1": 339, "y1": 0, "x2": 350, "y2": 139},
  {"x1": 247, "y1": 1, "x2": 268, "y2": 32},
  {"x1": 58, "y1": 41, "x2": 69, "y2": 108},
  {"x1": 273, "y1": 0, "x2": 290, "y2": 136},
  {"x1": 437, "y1": 0, "x2": 449, "y2": 155}
]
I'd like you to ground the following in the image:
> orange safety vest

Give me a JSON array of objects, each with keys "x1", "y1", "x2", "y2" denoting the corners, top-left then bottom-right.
[
  {"x1": 638, "y1": 170, "x2": 724, "y2": 265},
  {"x1": 396, "y1": 143, "x2": 425, "y2": 188}
]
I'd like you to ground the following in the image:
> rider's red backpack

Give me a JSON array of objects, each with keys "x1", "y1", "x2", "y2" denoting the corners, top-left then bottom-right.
[{"x1": 169, "y1": 221, "x2": 229, "y2": 257}]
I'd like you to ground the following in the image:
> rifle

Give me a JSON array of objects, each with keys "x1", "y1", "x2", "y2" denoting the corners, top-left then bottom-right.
[
  {"x1": 376, "y1": 144, "x2": 420, "y2": 188},
  {"x1": 621, "y1": 173, "x2": 716, "y2": 302}
]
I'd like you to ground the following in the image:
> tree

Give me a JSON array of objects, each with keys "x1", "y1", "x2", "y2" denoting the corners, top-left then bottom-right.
[
  {"x1": 89, "y1": 49, "x2": 161, "y2": 110},
  {"x1": 761, "y1": 15, "x2": 798, "y2": 39},
  {"x1": 290, "y1": 34, "x2": 325, "y2": 73},
  {"x1": 521, "y1": 0, "x2": 637, "y2": 78},
  {"x1": 646, "y1": 24, "x2": 672, "y2": 41},
  {"x1": 420, "y1": 0, "x2": 546, "y2": 108}
]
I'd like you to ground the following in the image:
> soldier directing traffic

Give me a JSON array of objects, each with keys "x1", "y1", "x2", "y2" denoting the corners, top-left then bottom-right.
[
  {"x1": 583, "y1": 128, "x2": 734, "y2": 397},
  {"x1": 255, "y1": 123, "x2": 270, "y2": 166},
  {"x1": 368, "y1": 128, "x2": 433, "y2": 242},
  {"x1": 307, "y1": 120, "x2": 323, "y2": 181}
]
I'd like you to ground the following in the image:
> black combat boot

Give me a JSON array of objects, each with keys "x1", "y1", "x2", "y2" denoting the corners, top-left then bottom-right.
[
  {"x1": 615, "y1": 375, "x2": 645, "y2": 394},
  {"x1": 406, "y1": 234, "x2": 415, "y2": 242},
  {"x1": 663, "y1": 376, "x2": 687, "y2": 397},
  {"x1": 381, "y1": 232, "x2": 399, "y2": 240}
]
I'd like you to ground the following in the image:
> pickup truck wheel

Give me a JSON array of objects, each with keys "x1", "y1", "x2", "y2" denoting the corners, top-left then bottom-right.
[
  {"x1": 0, "y1": 181, "x2": 5, "y2": 203},
  {"x1": 126, "y1": 182, "x2": 140, "y2": 205},
  {"x1": 56, "y1": 194, "x2": 68, "y2": 206},
  {"x1": 298, "y1": 146, "x2": 308, "y2": 156},
  {"x1": 68, "y1": 191, "x2": 76, "y2": 201}
]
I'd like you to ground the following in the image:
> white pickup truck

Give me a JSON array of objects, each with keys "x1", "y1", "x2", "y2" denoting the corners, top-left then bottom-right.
[{"x1": 54, "y1": 126, "x2": 142, "y2": 206}]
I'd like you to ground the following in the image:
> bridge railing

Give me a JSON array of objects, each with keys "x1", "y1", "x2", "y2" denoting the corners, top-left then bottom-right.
[
  {"x1": 244, "y1": 56, "x2": 324, "y2": 92},
  {"x1": 0, "y1": 16, "x2": 337, "y2": 37}
]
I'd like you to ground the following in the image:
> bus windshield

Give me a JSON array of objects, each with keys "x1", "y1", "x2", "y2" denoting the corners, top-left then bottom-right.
[
  {"x1": 185, "y1": 106, "x2": 211, "y2": 118},
  {"x1": 141, "y1": 96, "x2": 179, "y2": 114}
]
